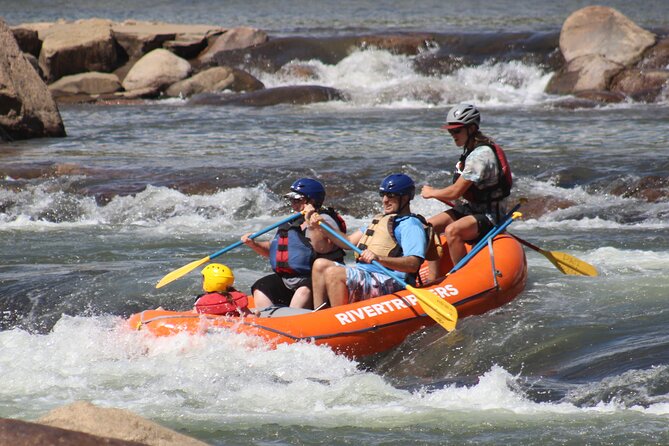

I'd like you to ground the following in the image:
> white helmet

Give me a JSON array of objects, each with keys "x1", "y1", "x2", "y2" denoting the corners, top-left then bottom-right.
[{"x1": 444, "y1": 103, "x2": 481, "y2": 129}]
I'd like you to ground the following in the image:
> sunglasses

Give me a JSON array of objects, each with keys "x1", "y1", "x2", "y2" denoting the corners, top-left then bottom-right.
[
  {"x1": 379, "y1": 192, "x2": 400, "y2": 198},
  {"x1": 448, "y1": 127, "x2": 465, "y2": 135},
  {"x1": 289, "y1": 196, "x2": 305, "y2": 203}
]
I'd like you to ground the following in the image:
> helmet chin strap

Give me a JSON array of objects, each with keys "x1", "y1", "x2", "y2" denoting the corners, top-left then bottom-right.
[
  {"x1": 397, "y1": 195, "x2": 411, "y2": 214},
  {"x1": 464, "y1": 125, "x2": 476, "y2": 150}
]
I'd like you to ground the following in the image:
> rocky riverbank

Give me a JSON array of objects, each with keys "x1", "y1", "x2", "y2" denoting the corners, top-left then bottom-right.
[{"x1": 1, "y1": 5, "x2": 668, "y2": 141}]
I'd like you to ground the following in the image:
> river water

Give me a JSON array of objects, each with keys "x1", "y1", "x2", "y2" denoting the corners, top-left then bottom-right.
[{"x1": 2, "y1": 1, "x2": 669, "y2": 445}]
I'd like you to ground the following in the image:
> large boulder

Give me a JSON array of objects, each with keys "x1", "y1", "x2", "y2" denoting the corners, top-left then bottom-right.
[
  {"x1": 48, "y1": 72, "x2": 122, "y2": 101},
  {"x1": 165, "y1": 66, "x2": 264, "y2": 97},
  {"x1": 0, "y1": 20, "x2": 65, "y2": 141},
  {"x1": 189, "y1": 85, "x2": 347, "y2": 106},
  {"x1": 37, "y1": 401, "x2": 208, "y2": 446},
  {"x1": 610, "y1": 68, "x2": 669, "y2": 102},
  {"x1": 546, "y1": 6, "x2": 656, "y2": 95},
  {"x1": 10, "y1": 26, "x2": 42, "y2": 58},
  {"x1": 122, "y1": 48, "x2": 192, "y2": 94},
  {"x1": 111, "y1": 21, "x2": 224, "y2": 61},
  {"x1": 559, "y1": 6, "x2": 655, "y2": 65},
  {"x1": 36, "y1": 19, "x2": 123, "y2": 83},
  {"x1": 197, "y1": 27, "x2": 268, "y2": 66},
  {"x1": 548, "y1": 55, "x2": 623, "y2": 93},
  {"x1": 0, "y1": 418, "x2": 145, "y2": 446}
]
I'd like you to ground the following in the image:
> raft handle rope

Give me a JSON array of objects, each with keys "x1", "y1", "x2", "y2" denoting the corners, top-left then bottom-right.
[{"x1": 487, "y1": 237, "x2": 500, "y2": 289}]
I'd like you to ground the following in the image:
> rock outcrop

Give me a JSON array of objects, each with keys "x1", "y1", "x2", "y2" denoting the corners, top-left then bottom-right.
[
  {"x1": 37, "y1": 18, "x2": 123, "y2": 83},
  {"x1": 48, "y1": 71, "x2": 122, "y2": 98},
  {"x1": 111, "y1": 21, "x2": 223, "y2": 62},
  {"x1": 0, "y1": 19, "x2": 65, "y2": 141},
  {"x1": 164, "y1": 66, "x2": 264, "y2": 97},
  {"x1": 37, "y1": 401, "x2": 209, "y2": 446},
  {"x1": 0, "y1": 418, "x2": 146, "y2": 446},
  {"x1": 122, "y1": 48, "x2": 192, "y2": 94},
  {"x1": 4, "y1": 8, "x2": 669, "y2": 118},
  {"x1": 197, "y1": 26, "x2": 268, "y2": 66},
  {"x1": 189, "y1": 85, "x2": 347, "y2": 106},
  {"x1": 546, "y1": 6, "x2": 668, "y2": 102}
]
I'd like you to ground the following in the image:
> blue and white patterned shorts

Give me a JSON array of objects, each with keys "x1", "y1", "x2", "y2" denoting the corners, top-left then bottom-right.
[{"x1": 344, "y1": 266, "x2": 402, "y2": 303}]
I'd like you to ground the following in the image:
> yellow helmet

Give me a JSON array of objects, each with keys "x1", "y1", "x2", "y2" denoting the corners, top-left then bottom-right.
[{"x1": 201, "y1": 263, "x2": 234, "y2": 292}]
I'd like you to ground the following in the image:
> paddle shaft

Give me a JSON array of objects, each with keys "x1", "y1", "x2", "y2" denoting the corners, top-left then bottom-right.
[
  {"x1": 209, "y1": 212, "x2": 303, "y2": 260},
  {"x1": 155, "y1": 212, "x2": 304, "y2": 288},
  {"x1": 442, "y1": 201, "x2": 597, "y2": 276},
  {"x1": 506, "y1": 233, "x2": 544, "y2": 253},
  {"x1": 318, "y1": 222, "x2": 409, "y2": 287},
  {"x1": 448, "y1": 203, "x2": 521, "y2": 274}
]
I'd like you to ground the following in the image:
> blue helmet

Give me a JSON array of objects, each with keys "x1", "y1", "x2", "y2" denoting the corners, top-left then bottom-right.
[
  {"x1": 288, "y1": 178, "x2": 326, "y2": 207},
  {"x1": 379, "y1": 174, "x2": 415, "y2": 199}
]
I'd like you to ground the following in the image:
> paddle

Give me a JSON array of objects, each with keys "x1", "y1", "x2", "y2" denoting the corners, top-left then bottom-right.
[
  {"x1": 448, "y1": 204, "x2": 522, "y2": 274},
  {"x1": 507, "y1": 234, "x2": 598, "y2": 276},
  {"x1": 155, "y1": 212, "x2": 303, "y2": 289},
  {"x1": 317, "y1": 221, "x2": 458, "y2": 331},
  {"x1": 442, "y1": 201, "x2": 597, "y2": 277}
]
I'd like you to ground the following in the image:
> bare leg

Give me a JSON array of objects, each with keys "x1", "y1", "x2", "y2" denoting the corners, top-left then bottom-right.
[
  {"x1": 444, "y1": 215, "x2": 480, "y2": 264},
  {"x1": 322, "y1": 265, "x2": 349, "y2": 307},
  {"x1": 253, "y1": 289, "x2": 273, "y2": 309},
  {"x1": 289, "y1": 286, "x2": 313, "y2": 309},
  {"x1": 312, "y1": 258, "x2": 336, "y2": 309},
  {"x1": 427, "y1": 211, "x2": 456, "y2": 235},
  {"x1": 426, "y1": 211, "x2": 457, "y2": 280}
]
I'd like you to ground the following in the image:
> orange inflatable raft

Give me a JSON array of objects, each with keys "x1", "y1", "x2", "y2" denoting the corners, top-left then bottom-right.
[{"x1": 128, "y1": 234, "x2": 527, "y2": 358}]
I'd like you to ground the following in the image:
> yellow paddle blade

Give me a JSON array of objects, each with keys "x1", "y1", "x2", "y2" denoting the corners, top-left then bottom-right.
[
  {"x1": 543, "y1": 250, "x2": 598, "y2": 276},
  {"x1": 407, "y1": 285, "x2": 458, "y2": 331},
  {"x1": 155, "y1": 256, "x2": 211, "y2": 289}
]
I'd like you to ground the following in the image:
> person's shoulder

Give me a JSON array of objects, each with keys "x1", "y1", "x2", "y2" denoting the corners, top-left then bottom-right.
[
  {"x1": 320, "y1": 212, "x2": 337, "y2": 224},
  {"x1": 473, "y1": 144, "x2": 494, "y2": 153},
  {"x1": 471, "y1": 145, "x2": 497, "y2": 160},
  {"x1": 396, "y1": 214, "x2": 425, "y2": 228}
]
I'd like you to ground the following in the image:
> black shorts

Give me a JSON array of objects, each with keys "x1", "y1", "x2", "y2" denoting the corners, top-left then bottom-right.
[
  {"x1": 447, "y1": 205, "x2": 495, "y2": 245},
  {"x1": 251, "y1": 273, "x2": 310, "y2": 307}
]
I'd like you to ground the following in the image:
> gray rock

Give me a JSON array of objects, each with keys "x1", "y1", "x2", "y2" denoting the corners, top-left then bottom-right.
[
  {"x1": 122, "y1": 48, "x2": 192, "y2": 93},
  {"x1": 547, "y1": 6, "x2": 657, "y2": 97},
  {"x1": 165, "y1": 66, "x2": 264, "y2": 97},
  {"x1": 0, "y1": 418, "x2": 146, "y2": 446},
  {"x1": 49, "y1": 72, "x2": 121, "y2": 98},
  {"x1": 111, "y1": 21, "x2": 224, "y2": 61},
  {"x1": 559, "y1": 6, "x2": 655, "y2": 65},
  {"x1": 197, "y1": 27, "x2": 268, "y2": 65},
  {"x1": 0, "y1": 19, "x2": 65, "y2": 141},
  {"x1": 189, "y1": 85, "x2": 346, "y2": 106},
  {"x1": 547, "y1": 55, "x2": 623, "y2": 94},
  {"x1": 611, "y1": 68, "x2": 669, "y2": 102},
  {"x1": 37, "y1": 18, "x2": 123, "y2": 83},
  {"x1": 38, "y1": 401, "x2": 209, "y2": 446},
  {"x1": 10, "y1": 26, "x2": 42, "y2": 57}
]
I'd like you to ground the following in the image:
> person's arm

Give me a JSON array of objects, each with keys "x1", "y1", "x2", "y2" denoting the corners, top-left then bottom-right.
[
  {"x1": 307, "y1": 211, "x2": 363, "y2": 251},
  {"x1": 241, "y1": 232, "x2": 271, "y2": 257},
  {"x1": 308, "y1": 214, "x2": 339, "y2": 254},
  {"x1": 357, "y1": 250, "x2": 422, "y2": 273},
  {"x1": 421, "y1": 175, "x2": 472, "y2": 203}
]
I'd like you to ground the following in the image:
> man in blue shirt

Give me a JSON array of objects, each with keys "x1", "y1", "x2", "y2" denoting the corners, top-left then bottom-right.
[{"x1": 309, "y1": 174, "x2": 427, "y2": 308}]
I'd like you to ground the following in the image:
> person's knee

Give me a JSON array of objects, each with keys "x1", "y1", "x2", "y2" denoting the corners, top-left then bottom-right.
[
  {"x1": 312, "y1": 258, "x2": 331, "y2": 275},
  {"x1": 444, "y1": 224, "x2": 461, "y2": 241}
]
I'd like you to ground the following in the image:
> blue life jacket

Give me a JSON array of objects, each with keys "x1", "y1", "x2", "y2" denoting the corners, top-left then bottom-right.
[{"x1": 269, "y1": 208, "x2": 346, "y2": 277}]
